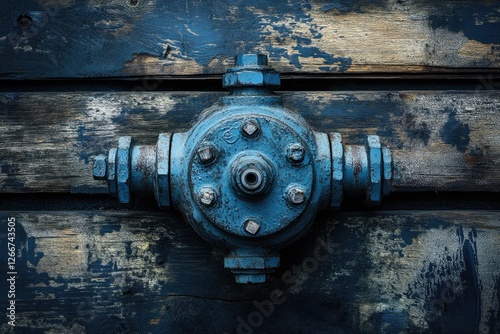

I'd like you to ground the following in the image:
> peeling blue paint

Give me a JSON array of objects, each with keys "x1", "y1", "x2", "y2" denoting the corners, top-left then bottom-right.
[
  {"x1": 89, "y1": 259, "x2": 115, "y2": 273},
  {"x1": 291, "y1": 46, "x2": 352, "y2": 72},
  {"x1": 439, "y1": 108, "x2": 470, "y2": 153},
  {"x1": 125, "y1": 241, "x2": 133, "y2": 258},
  {"x1": 27, "y1": 236, "x2": 44, "y2": 266},
  {"x1": 429, "y1": 4, "x2": 500, "y2": 44},
  {"x1": 1, "y1": 1, "x2": 498, "y2": 78},
  {"x1": 0, "y1": 217, "x2": 79, "y2": 330},
  {"x1": 320, "y1": 0, "x2": 384, "y2": 13},
  {"x1": 1, "y1": 0, "x2": 352, "y2": 77},
  {"x1": 402, "y1": 113, "x2": 431, "y2": 146},
  {"x1": 76, "y1": 125, "x2": 95, "y2": 164},
  {"x1": 421, "y1": 226, "x2": 481, "y2": 331},
  {"x1": 99, "y1": 224, "x2": 121, "y2": 236},
  {"x1": 399, "y1": 227, "x2": 419, "y2": 248}
]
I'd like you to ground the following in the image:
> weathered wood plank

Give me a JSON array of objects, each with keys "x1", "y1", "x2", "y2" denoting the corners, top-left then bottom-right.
[
  {"x1": 0, "y1": 211, "x2": 498, "y2": 333},
  {"x1": 1, "y1": 91, "x2": 499, "y2": 193},
  {"x1": 1, "y1": 0, "x2": 499, "y2": 78}
]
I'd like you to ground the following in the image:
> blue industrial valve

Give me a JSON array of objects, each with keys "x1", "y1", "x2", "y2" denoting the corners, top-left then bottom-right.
[{"x1": 93, "y1": 54, "x2": 392, "y2": 284}]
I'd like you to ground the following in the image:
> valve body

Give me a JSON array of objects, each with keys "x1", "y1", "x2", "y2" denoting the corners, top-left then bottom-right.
[{"x1": 93, "y1": 54, "x2": 392, "y2": 283}]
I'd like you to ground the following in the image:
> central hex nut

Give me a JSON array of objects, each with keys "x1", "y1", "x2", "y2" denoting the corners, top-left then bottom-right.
[
  {"x1": 243, "y1": 219, "x2": 261, "y2": 235},
  {"x1": 230, "y1": 152, "x2": 274, "y2": 199}
]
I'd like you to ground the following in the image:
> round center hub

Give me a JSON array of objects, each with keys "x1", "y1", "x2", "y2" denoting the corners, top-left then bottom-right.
[
  {"x1": 241, "y1": 168, "x2": 262, "y2": 190},
  {"x1": 230, "y1": 153, "x2": 274, "y2": 198}
]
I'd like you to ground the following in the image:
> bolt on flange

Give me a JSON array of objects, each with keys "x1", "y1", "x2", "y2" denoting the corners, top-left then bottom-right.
[
  {"x1": 286, "y1": 186, "x2": 306, "y2": 205},
  {"x1": 241, "y1": 118, "x2": 260, "y2": 137},
  {"x1": 197, "y1": 144, "x2": 216, "y2": 164},
  {"x1": 286, "y1": 143, "x2": 305, "y2": 163},
  {"x1": 199, "y1": 187, "x2": 217, "y2": 207},
  {"x1": 243, "y1": 219, "x2": 261, "y2": 235}
]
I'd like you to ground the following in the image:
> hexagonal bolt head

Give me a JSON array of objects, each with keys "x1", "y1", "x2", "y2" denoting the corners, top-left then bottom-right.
[
  {"x1": 197, "y1": 144, "x2": 216, "y2": 164},
  {"x1": 286, "y1": 143, "x2": 305, "y2": 163},
  {"x1": 241, "y1": 119, "x2": 260, "y2": 137},
  {"x1": 223, "y1": 71, "x2": 280, "y2": 88},
  {"x1": 243, "y1": 219, "x2": 261, "y2": 235},
  {"x1": 199, "y1": 187, "x2": 217, "y2": 207},
  {"x1": 93, "y1": 155, "x2": 107, "y2": 180},
  {"x1": 287, "y1": 187, "x2": 306, "y2": 205},
  {"x1": 235, "y1": 54, "x2": 268, "y2": 67}
]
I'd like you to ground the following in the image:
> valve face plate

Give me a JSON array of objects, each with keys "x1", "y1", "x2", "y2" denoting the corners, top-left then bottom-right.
[{"x1": 188, "y1": 112, "x2": 315, "y2": 238}]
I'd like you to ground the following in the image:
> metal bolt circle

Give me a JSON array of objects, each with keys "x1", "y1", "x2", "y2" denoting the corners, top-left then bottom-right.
[
  {"x1": 286, "y1": 143, "x2": 305, "y2": 163},
  {"x1": 241, "y1": 119, "x2": 260, "y2": 137},
  {"x1": 199, "y1": 187, "x2": 217, "y2": 207},
  {"x1": 188, "y1": 114, "x2": 314, "y2": 238},
  {"x1": 243, "y1": 219, "x2": 261, "y2": 235},
  {"x1": 287, "y1": 187, "x2": 306, "y2": 205}
]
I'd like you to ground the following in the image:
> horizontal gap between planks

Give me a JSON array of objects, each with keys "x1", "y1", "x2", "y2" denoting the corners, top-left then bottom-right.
[
  {"x1": 0, "y1": 73, "x2": 499, "y2": 92},
  {"x1": 0, "y1": 192, "x2": 498, "y2": 211}
]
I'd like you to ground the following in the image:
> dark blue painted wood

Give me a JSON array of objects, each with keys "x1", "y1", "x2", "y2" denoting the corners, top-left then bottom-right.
[
  {"x1": 0, "y1": 211, "x2": 498, "y2": 333},
  {"x1": 0, "y1": 0, "x2": 499, "y2": 78}
]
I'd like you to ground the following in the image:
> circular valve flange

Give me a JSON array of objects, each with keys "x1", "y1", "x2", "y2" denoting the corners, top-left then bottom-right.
[{"x1": 188, "y1": 113, "x2": 315, "y2": 238}]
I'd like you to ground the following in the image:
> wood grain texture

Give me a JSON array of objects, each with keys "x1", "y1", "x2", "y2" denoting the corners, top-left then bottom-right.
[
  {"x1": 1, "y1": 91, "x2": 499, "y2": 194},
  {"x1": 0, "y1": 0, "x2": 499, "y2": 78},
  {"x1": 0, "y1": 210, "x2": 498, "y2": 333}
]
